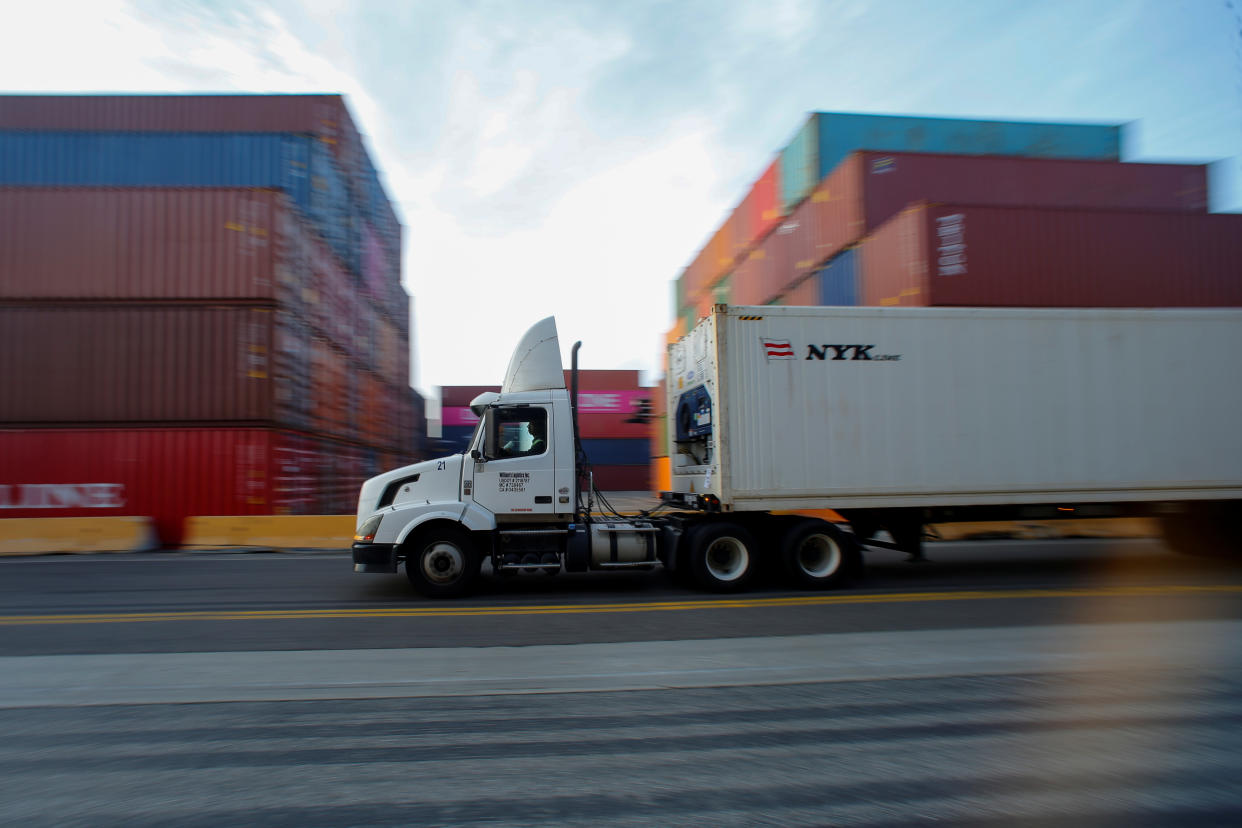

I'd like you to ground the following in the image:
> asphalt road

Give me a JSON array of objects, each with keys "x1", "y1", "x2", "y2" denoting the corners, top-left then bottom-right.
[{"x1": 2, "y1": 538, "x2": 1241, "y2": 825}]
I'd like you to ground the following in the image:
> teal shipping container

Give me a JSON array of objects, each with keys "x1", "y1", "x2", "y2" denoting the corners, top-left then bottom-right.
[{"x1": 779, "y1": 112, "x2": 1123, "y2": 213}]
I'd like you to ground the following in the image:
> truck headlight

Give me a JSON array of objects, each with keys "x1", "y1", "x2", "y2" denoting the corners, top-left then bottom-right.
[{"x1": 354, "y1": 514, "x2": 384, "y2": 543}]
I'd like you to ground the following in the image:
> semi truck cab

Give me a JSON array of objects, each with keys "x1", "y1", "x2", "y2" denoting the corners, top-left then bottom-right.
[{"x1": 351, "y1": 317, "x2": 670, "y2": 596}]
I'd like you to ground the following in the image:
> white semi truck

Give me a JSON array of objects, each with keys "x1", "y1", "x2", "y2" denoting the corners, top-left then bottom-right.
[{"x1": 353, "y1": 305, "x2": 1242, "y2": 597}]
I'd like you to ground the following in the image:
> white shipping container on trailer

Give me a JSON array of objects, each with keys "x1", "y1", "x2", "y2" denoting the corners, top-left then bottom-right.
[{"x1": 667, "y1": 305, "x2": 1242, "y2": 511}]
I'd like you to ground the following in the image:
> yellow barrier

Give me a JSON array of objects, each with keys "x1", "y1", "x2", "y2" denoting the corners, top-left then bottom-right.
[
  {"x1": 0, "y1": 517, "x2": 156, "y2": 555},
  {"x1": 182, "y1": 515, "x2": 355, "y2": 550}
]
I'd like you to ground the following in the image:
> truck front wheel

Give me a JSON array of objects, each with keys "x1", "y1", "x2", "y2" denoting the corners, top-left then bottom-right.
[
  {"x1": 780, "y1": 519, "x2": 859, "y2": 589},
  {"x1": 689, "y1": 523, "x2": 757, "y2": 592},
  {"x1": 406, "y1": 527, "x2": 480, "y2": 598}
]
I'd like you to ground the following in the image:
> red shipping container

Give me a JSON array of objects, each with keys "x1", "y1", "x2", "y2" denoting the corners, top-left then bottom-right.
[
  {"x1": 860, "y1": 203, "x2": 1242, "y2": 308},
  {"x1": 0, "y1": 427, "x2": 298, "y2": 547},
  {"x1": 746, "y1": 159, "x2": 782, "y2": 249}
]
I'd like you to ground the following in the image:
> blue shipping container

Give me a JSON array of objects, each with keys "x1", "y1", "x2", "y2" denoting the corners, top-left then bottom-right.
[
  {"x1": 0, "y1": 131, "x2": 310, "y2": 205},
  {"x1": 581, "y1": 438, "x2": 650, "y2": 466},
  {"x1": 817, "y1": 248, "x2": 859, "y2": 306},
  {"x1": 778, "y1": 112, "x2": 1123, "y2": 213},
  {"x1": 439, "y1": 425, "x2": 476, "y2": 453}
]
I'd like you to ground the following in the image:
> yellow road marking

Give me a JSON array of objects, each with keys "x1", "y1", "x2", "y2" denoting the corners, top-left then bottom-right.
[{"x1": 1, "y1": 585, "x2": 1240, "y2": 626}]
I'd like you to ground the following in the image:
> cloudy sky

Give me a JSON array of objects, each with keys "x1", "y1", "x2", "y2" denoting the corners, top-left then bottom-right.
[{"x1": 4, "y1": 0, "x2": 1240, "y2": 411}]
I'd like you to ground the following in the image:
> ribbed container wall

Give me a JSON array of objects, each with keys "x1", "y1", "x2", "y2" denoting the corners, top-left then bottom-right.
[
  {"x1": 0, "y1": 94, "x2": 351, "y2": 137},
  {"x1": 760, "y1": 151, "x2": 1215, "y2": 305},
  {"x1": 853, "y1": 151, "x2": 1208, "y2": 229},
  {"x1": 779, "y1": 112, "x2": 1124, "y2": 213},
  {"x1": 0, "y1": 132, "x2": 406, "y2": 332},
  {"x1": 859, "y1": 204, "x2": 1242, "y2": 308},
  {"x1": 0, "y1": 188, "x2": 287, "y2": 301},
  {"x1": 0, "y1": 304, "x2": 277, "y2": 425}
]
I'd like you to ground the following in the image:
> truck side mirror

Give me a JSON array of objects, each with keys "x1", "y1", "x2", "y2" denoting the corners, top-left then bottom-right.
[{"x1": 470, "y1": 449, "x2": 483, "y2": 461}]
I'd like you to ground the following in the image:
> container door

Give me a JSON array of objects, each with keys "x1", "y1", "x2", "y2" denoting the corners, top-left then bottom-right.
[{"x1": 471, "y1": 405, "x2": 557, "y2": 516}]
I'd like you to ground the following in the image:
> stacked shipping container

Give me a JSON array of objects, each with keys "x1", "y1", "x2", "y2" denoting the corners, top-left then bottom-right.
[
  {"x1": 663, "y1": 111, "x2": 1234, "y2": 487},
  {"x1": 440, "y1": 372, "x2": 653, "y2": 492},
  {"x1": 0, "y1": 95, "x2": 422, "y2": 546}
]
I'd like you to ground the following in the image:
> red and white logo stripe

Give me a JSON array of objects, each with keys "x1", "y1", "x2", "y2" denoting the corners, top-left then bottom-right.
[{"x1": 761, "y1": 338, "x2": 795, "y2": 360}]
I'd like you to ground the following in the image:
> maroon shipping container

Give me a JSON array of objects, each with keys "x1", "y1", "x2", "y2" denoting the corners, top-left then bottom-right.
[
  {"x1": 440, "y1": 386, "x2": 504, "y2": 409},
  {"x1": 728, "y1": 153, "x2": 1211, "y2": 309},
  {"x1": 0, "y1": 303, "x2": 405, "y2": 439},
  {"x1": 0, "y1": 93, "x2": 358, "y2": 156},
  {"x1": 860, "y1": 203, "x2": 1242, "y2": 308},
  {"x1": 441, "y1": 372, "x2": 646, "y2": 407},
  {"x1": 591, "y1": 465, "x2": 651, "y2": 492},
  {"x1": 439, "y1": 407, "x2": 652, "y2": 440},
  {"x1": 848, "y1": 151, "x2": 1208, "y2": 231},
  {"x1": 0, "y1": 188, "x2": 305, "y2": 302},
  {"x1": 0, "y1": 304, "x2": 281, "y2": 424}
]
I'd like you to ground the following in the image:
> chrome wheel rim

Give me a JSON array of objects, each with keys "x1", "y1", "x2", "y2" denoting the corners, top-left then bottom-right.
[
  {"x1": 422, "y1": 541, "x2": 465, "y2": 585},
  {"x1": 797, "y1": 533, "x2": 842, "y2": 578},
  {"x1": 705, "y1": 536, "x2": 749, "y2": 582}
]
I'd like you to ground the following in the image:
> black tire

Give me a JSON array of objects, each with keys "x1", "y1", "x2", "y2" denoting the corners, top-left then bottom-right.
[
  {"x1": 405, "y1": 526, "x2": 480, "y2": 598},
  {"x1": 779, "y1": 519, "x2": 859, "y2": 589},
  {"x1": 688, "y1": 522, "x2": 757, "y2": 592}
]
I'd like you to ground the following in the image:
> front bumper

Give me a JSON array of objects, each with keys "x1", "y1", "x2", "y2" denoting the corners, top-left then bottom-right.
[{"x1": 352, "y1": 542, "x2": 400, "y2": 573}]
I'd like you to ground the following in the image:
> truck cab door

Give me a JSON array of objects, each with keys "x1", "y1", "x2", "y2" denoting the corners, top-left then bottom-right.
[{"x1": 469, "y1": 404, "x2": 557, "y2": 516}]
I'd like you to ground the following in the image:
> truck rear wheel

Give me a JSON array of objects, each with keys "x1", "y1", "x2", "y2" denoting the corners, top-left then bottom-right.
[
  {"x1": 780, "y1": 519, "x2": 858, "y2": 589},
  {"x1": 406, "y1": 527, "x2": 480, "y2": 598},
  {"x1": 688, "y1": 522, "x2": 757, "y2": 592}
]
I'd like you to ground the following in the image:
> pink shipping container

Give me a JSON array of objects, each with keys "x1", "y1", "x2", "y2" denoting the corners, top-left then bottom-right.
[
  {"x1": 0, "y1": 426, "x2": 372, "y2": 547},
  {"x1": 860, "y1": 203, "x2": 1242, "y2": 308}
]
